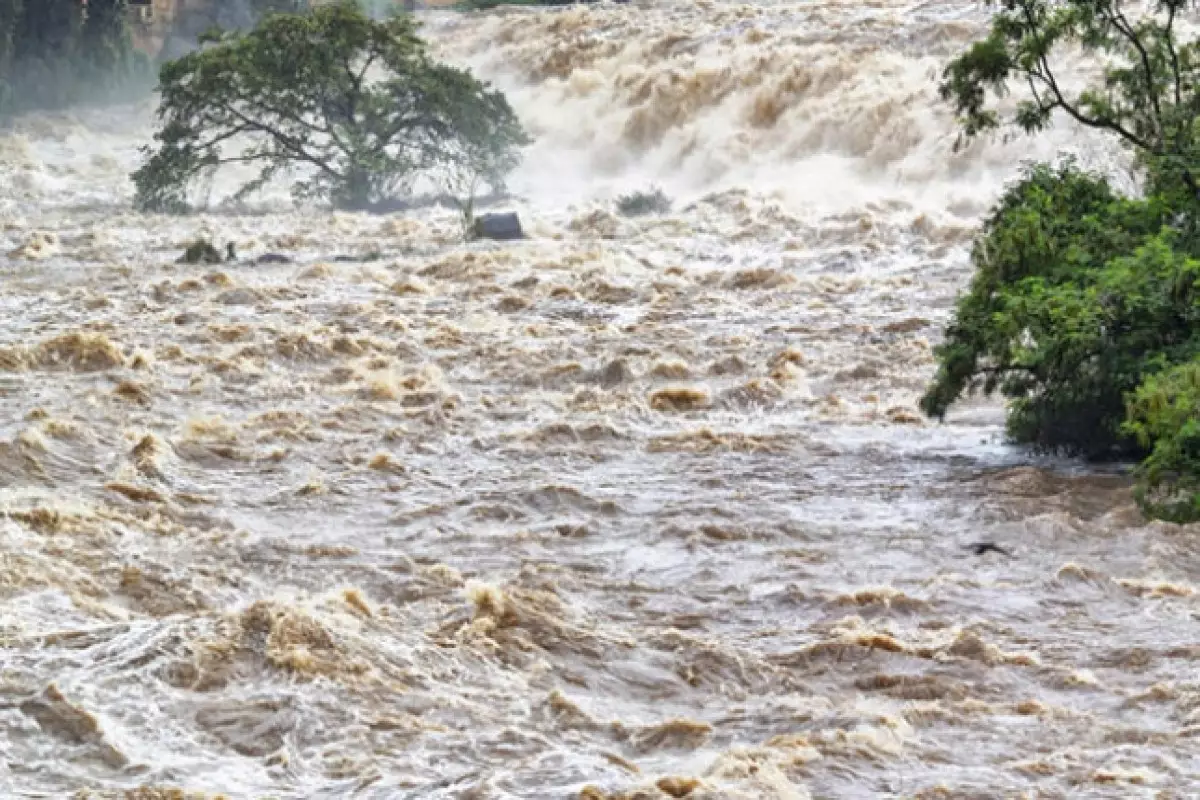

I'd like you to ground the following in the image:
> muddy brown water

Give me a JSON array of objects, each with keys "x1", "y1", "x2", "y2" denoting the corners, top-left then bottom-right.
[{"x1": 1, "y1": 2, "x2": 1198, "y2": 798}]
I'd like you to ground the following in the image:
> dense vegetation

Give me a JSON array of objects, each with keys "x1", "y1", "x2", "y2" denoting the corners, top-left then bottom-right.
[
  {"x1": 0, "y1": 0, "x2": 149, "y2": 117},
  {"x1": 925, "y1": 0, "x2": 1200, "y2": 521},
  {"x1": 0, "y1": 0, "x2": 313, "y2": 118},
  {"x1": 133, "y1": 1, "x2": 528, "y2": 212}
]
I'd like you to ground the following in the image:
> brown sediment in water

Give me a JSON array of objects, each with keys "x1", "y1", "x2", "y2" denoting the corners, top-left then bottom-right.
[
  {"x1": 649, "y1": 387, "x2": 711, "y2": 411},
  {"x1": 2, "y1": 1, "x2": 1197, "y2": 797}
]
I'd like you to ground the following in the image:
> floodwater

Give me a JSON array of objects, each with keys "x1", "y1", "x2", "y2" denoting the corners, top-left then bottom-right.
[{"x1": 1, "y1": 2, "x2": 1198, "y2": 798}]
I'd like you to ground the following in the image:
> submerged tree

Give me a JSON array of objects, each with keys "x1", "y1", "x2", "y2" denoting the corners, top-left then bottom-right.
[
  {"x1": 133, "y1": 1, "x2": 529, "y2": 212},
  {"x1": 925, "y1": 0, "x2": 1200, "y2": 520}
]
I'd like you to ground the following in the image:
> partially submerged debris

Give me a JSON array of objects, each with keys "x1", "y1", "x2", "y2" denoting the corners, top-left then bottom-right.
[
  {"x1": 616, "y1": 187, "x2": 672, "y2": 217},
  {"x1": 177, "y1": 240, "x2": 227, "y2": 265},
  {"x1": 472, "y1": 212, "x2": 524, "y2": 241}
]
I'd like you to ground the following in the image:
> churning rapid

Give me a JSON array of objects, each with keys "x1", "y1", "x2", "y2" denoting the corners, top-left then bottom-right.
[{"x1": 1, "y1": 1, "x2": 1198, "y2": 797}]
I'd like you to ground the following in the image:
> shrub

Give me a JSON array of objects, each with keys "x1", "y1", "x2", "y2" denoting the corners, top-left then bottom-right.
[
  {"x1": 1124, "y1": 360, "x2": 1200, "y2": 522},
  {"x1": 615, "y1": 187, "x2": 672, "y2": 217},
  {"x1": 920, "y1": 162, "x2": 1185, "y2": 456}
]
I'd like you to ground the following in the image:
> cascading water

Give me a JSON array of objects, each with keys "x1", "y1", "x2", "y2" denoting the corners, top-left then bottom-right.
[{"x1": 1, "y1": 2, "x2": 1197, "y2": 798}]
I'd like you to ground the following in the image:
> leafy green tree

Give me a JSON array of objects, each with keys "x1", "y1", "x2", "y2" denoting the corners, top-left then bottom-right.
[
  {"x1": 927, "y1": 0, "x2": 1200, "y2": 520},
  {"x1": 941, "y1": 0, "x2": 1200, "y2": 204},
  {"x1": 133, "y1": 1, "x2": 529, "y2": 213},
  {"x1": 920, "y1": 162, "x2": 1176, "y2": 456}
]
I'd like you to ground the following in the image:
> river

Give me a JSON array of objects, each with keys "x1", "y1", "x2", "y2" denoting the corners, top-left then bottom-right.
[{"x1": 1, "y1": 1, "x2": 1198, "y2": 798}]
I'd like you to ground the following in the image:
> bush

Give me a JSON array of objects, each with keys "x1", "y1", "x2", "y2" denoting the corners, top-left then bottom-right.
[
  {"x1": 615, "y1": 187, "x2": 672, "y2": 217},
  {"x1": 923, "y1": 164, "x2": 1200, "y2": 519},
  {"x1": 1124, "y1": 360, "x2": 1200, "y2": 522},
  {"x1": 920, "y1": 162, "x2": 1184, "y2": 456}
]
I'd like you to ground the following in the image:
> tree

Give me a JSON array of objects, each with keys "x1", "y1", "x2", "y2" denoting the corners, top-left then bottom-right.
[
  {"x1": 925, "y1": 0, "x2": 1200, "y2": 521},
  {"x1": 919, "y1": 161, "x2": 1178, "y2": 456},
  {"x1": 133, "y1": 1, "x2": 529, "y2": 213},
  {"x1": 940, "y1": 0, "x2": 1200, "y2": 204}
]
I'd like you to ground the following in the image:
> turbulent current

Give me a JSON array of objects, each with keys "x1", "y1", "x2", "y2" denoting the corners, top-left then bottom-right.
[{"x1": 2, "y1": 1, "x2": 1198, "y2": 797}]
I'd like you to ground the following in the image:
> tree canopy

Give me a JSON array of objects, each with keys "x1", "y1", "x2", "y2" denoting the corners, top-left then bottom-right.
[
  {"x1": 941, "y1": 0, "x2": 1200, "y2": 201},
  {"x1": 132, "y1": 1, "x2": 529, "y2": 213},
  {"x1": 926, "y1": 0, "x2": 1200, "y2": 521}
]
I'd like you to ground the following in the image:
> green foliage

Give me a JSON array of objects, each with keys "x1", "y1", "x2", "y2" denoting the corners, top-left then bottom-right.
[
  {"x1": 920, "y1": 162, "x2": 1174, "y2": 453},
  {"x1": 615, "y1": 187, "x2": 672, "y2": 217},
  {"x1": 929, "y1": 1, "x2": 1200, "y2": 521},
  {"x1": 940, "y1": 0, "x2": 1200, "y2": 200},
  {"x1": 1124, "y1": 359, "x2": 1200, "y2": 522},
  {"x1": 133, "y1": 1, "x2": 529, "y2": 213},
  {"x1": 0, "y1": 0, "x2": 149, "y2": 118}
]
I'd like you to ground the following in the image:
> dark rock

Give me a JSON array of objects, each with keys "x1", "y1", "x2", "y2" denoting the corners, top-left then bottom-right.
[
  {"x1": 965, "y1": 542, "x2": 1014, "y2": 557},
  {"x1": 177, "y1": 240, "x2": 223, "y2": 265},
  {"x1": 332, "y1": 251, "x2": 384, "y2": 263},
  {"x1": 472, "y1": 212, "x2": 524, "y2": 241},
  {"x1": 256, "y1": 253, "x2": 293, "y2": 264}
]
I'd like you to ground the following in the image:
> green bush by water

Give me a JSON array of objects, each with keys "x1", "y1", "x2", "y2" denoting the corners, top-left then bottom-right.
[{"x1": 927, "y1": 0, "x2": 1200, "y2": 522}]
